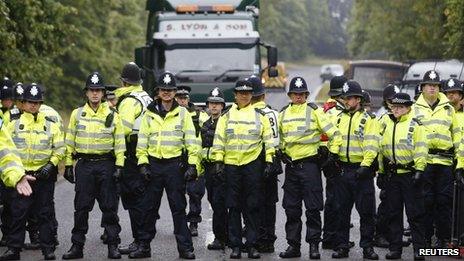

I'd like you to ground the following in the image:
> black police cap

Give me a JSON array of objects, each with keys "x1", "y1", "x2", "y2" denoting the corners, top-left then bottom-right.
[
  {"x1": 207, "y1": 87, "x2": 225, "y2": 104},
  {"x1": 288, "y1": 77, "x2": 308, "y2": 94},
  {"x1": 383, "y1": 84, "x2": 400, "y2": 101},
  {"x1": 248, "y1": 75, "x2": 265, "y2": 97},
  {"x1": 442, "y1": 78, "x2": 463, "y2": 93},
  {"x1": 1, "y1": 77, "x2": 14, "y2": 100},
  {"x1": 85, "y1": 72, "x2": 105, "y2": 90},
  {"x1": 120, "y1": 62, "x2": 142, "y2": 85},
  {"x1": 390, "y1": 92, "x2": 413, "y2": 106},
  {"x1": 158, "y1": 72, "x2": 177, "y2": 90},
  {"x1": 13, "y1": 82, "x2": 25, "y2": 101},
  {"x1": 421, "y1": 70, "x2": 441, "y2": 86},
  {"x1": 176, "y1": 85, "x2": 191, "y2": 96},
  {"x1": 340, "y1": 80, "x2": 363, "y2": 98},
  {"x1": 234, "y1": 79, "x2": 253, "y2": 92},
  {"x1": 328, "y1": 76, "x2": 347, "y2": 96},
  {"x1": 23, "y1": 83, "x2": 44, "y2": 102}
]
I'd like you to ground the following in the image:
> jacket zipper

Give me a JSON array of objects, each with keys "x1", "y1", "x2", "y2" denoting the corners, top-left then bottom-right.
[{"x1": 346, "y1": 113, "x2": 354, "y2": 162}]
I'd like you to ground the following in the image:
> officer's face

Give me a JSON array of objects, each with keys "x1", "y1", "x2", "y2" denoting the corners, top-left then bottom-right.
[
  {"x1": 234, "y1": 91, "x2": 252, "y2": 108},
  {"x1": 86, "y1": 89, "x2": 104, "y2": 104},
  {"x1": 288, "y1": 92, "x2": 308, "y2": 104},
  {"x1": 175, "y1": 95, "x2": 189, "y2": 107},
  {"x1": 391, "y1": 104, "x2": 410, "y2": 118},
  {"x1": 422, "y1": 84, "x2": 439, "y2": 98},
  {"x1": 23, "y1": 101, "x2": 41, "y2": 114},
  {"x1": 445, "y1": 91, "x2": 463, "y2": 104},
  {"x1": 1, "y1": 99, "x2": 13, "y2": 109},
  {"x1": 208, "y1": 102, "x2": 224, "y2": 116},
  {"x1": 343, "y1": 96, "x2": 361, "y2": 110},
  {"x1": 159, "y1": 88, "x2": 176, "y2": 102}
]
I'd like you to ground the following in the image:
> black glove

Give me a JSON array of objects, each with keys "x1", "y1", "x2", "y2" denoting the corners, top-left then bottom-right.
[
  {"x1": 356, "y1": 166, "x2": 373, "y2": 180},
  {"x1": 36, "y1": 162, "x2": 54, "y2": 180},
  {"x1": 140, "y1": 164, "x2": 151, "y2": 182},
  {"x1": 184, "y1": 165, "x2": 198, "y2": 181},
  {"x1": 376, "y1": 174, "x2": 388, "y2": 190},
  {"x1": 412, "y1": 170, "x2": 423, "y2": 186},
  {"x1": 64, "y1": 166, "x2": 75, "y2": 184},
  {"x1": 263, "y1": 162, "x2": 273, "y2": 179},
  {"x1": 277, "y1": 150, "x2": 293, "y2": 166},
  {"x1": 113, "y1": 167, "x2": 123, "y2": 181},
  {"x1": 321, "y1": 152, "x2": 340, "y2": 178}
]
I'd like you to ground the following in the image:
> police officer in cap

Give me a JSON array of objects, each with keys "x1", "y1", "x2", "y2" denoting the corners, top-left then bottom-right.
[
  {"x1": 278, "y1": 77, "x2": 341, "y2": 259},
  {"x1": 1, "y1": 83, "x2": 64, "y2": 260},
  {"x1": 130, "y1": 72, "x2": 199, "y2": 259},
  {"x1": 201, "y1": 87, "x2": 227, "y2": 250},
  {"x1": 333, "y1": 80, "x2": 379, "y2": 260},
  {"x1": 1, "y1": 77, "x2": 14, "y2": 115},
  {"x1": 62, "y1": 72, "x2": 125, "y2": 259},
  {"x1": 443, "y1": 78, "x2": 464, "y2": 116},
  {"x1": 378, "y1": 92, "x2": 427, "y2": 260}
]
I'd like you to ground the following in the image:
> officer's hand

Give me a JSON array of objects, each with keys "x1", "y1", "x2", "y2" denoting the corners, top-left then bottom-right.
[
  {"x1": 113, "y1": 167, "x2": 123, "y2": 182},
  {"x1": 278, "y1": 150, "x2": 293, "y2": 166},
  {"x1": 263, "y1": 162, "x2": 273, "y2": 179},
  {"x1": 64, "y1": 166, "x2": 75, "y2": 184},
  {"x1": 184, "y1": 165, "x2": 198, "y2": 181},
  {"x1": 140, "y1": 164, "x2": 151, "y2": 182},
  {"x1": 16, "y1": 175, "x2": 36, "y2": 196},
  {"x1": 37, "y1": 162, "x2": 54, "y2": 180},
  {"x1": 412, "y1": 170, "x2": 423, "y2": 186},
  {"x1": 376, "y1": 174, "x2": 388, "y2": 190},
  {"x1": 355, "y1": 166, "x2": 373, "y2": 180}
]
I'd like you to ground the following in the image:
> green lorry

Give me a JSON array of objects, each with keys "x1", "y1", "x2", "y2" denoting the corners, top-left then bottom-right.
[{"x1": 135, "y1": 0, "x2": 278, "y2": 103}]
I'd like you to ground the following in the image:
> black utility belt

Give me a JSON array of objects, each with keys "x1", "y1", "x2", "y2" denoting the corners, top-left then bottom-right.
[
  {"x1": 428, "y1": 148, "x2": 454, "y2": 157},
  {"x1": 148, "y1": 155, "x2": 182, "y2": 163},
  {"x1": 75, "y1": 153, "x2": 114, "y2": 161}
]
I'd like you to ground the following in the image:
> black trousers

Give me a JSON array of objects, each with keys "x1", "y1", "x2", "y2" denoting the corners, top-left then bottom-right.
[
  {"x1": 226, "y1": 159, "x2": 263, "y2": 248},
  {"x1": 204, "y1": 163, "x2": 227, "y2": 242},
  {"x1": 423, "y1": 164, "x2": 453, "y2": 241},
  {"x1": 322, "y1": 174, "x2": 341, "y2": 244},
  {"x1": 0, "y1": 182, "x2": 11, "y2": 241},
  {"x1": 120, "y1": 158, "x2": 146, "y2": 241},
  {"x1": 7, "y1": 177, "x2": 55, "y2": 250},
  {"x1": 386, "y1": 174, "x2": 426, "y2": 252},
  {"x1": 139, "y1": 157, "x2": 193, "y2": 253},
  {"x1": 186, "y1": 176, "x2": 205, "y2": 223},
  {"x1": 374, "y1": 188, "x2": 392, "y2": 239},
  {"x1": 71, "y1": 159, "x2": 121, "y2": 246},
  {"x1": 258, "y1": 174, "x2": 278, "y2": 246},
  {"x1": 282, "y1": 161, "x2": 323, "y2": 247},
  {"x1": 335, "y1": 164, "x2": 376, "y2": 249}
]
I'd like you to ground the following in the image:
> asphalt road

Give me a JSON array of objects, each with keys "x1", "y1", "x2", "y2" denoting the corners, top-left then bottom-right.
[{"x1": 15, "y1": 65, "x2": 417, "y2": 260}]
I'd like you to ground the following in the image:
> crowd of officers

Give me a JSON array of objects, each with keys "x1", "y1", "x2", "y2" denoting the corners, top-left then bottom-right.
[{"x1": 0, "y1": 62, "x2": 463, "y2": 261}]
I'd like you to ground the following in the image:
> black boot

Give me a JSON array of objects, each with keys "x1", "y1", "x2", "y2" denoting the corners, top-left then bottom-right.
[
  {"x1": 230, "y1": 247, "x2": 241, "y2": 259},
  {"x1": 363, "y1": 247, "x2": 379, "y2": 260},
  {"x1": 385, "y1": 251, "x2": 402, "y2": 259},
  {"x1": 128, "y1": 242, "x2": 151, "y2": 259},
  {"x1": 247, "y1": 247, "x2": 260, "y2": 259},
  {"x1": 189, "y1": 222, "x2": 198, "y2": 237},
  {"x1": 118, "y1": 241, "x2": 139, "y2": 255},
  {"x1": 207, "y1": 238, "x2": 225, "y2": 250},
  {"x1": 279, "y1": 245, "x2": 301, "y2": 258},
  {"x1": 42, "y1": 248, "x2": 56, "y2": 260},
  {"x1": 373, "y1": 235, "x2": 389, "y2": 248},
  {"x1": 23, "y1": 231, "x2": 40, "y2": 250},
  {"x1": 108, "y1": 244, "x2": 121, "y2": 259},
  {"x1": 256, "y1": 243, "x2": 274, "y2": 253},
  {"x1": 309, "y1": 243, "x2": 320, "y2": 259},
  {"x1": 179, "y1": 250, "x2": 195, "y2": 259},
  {"x1": 62, "y1": 244, "x2": 83, "y2": 260},
  {"x1": 0, "y1": 248, "x2": 20, "y2": 261},
  {"x1": 332, "y1": 248, "x2": 349, "y2": 259}
]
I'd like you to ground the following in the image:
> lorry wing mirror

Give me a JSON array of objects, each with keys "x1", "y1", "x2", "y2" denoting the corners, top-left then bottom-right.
[
  {"x1": 267, "y1": 46, "x2": 278, "y2": 67},
  {"x1": 135, "y1": 46, "x2": 148, "y2": 68},
  {"x1": 268, "y1": 66, "x2": 278, "y2": 78}
]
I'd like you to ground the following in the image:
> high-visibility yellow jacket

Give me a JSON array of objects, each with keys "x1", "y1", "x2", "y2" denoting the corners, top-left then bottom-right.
[
  {"x1": 7, "y1": 112, "x2": 64, "y2": 171},
  {"x1": 253, "y1": 101, "x2": 280, "y2": 148},
  {"x1": 0, "y1": 119, "x2": 25, "y2": 187},
  {"x1": 378, "y1": 111, "x2": 428, "y2": 174},
  {"x1": 413, "y1": 93, "x2": 460, "y2": 166},
  {"x1": 212, "y1": 103, "x2": 275, "y2": 165},
  {"x1": 40, "y1": 104, "x2": 63, "y2": 131},
  {"x1": 337, "y1": 109, "x2": 380, "y2": 167},
  {"x1": 279, "y1": 103, "x2": 341, "y2": 160},
  {"x1": 136, "y1": 100, "x2": 202, "y2": 172},
  {"x1": 65, "y1": 102, "x2": 126, "y2": 167}
]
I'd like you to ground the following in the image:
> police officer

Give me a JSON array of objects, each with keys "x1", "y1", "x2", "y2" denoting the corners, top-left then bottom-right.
[
  {"x1": 0, "y1": 78, "x2": 14, "y2": 115},
  {"x1": 62, "y1": 72, "x2": 124, "y2": 259},
  {"x1": 201, "y1": 87, "x2": 227, "y2": 250},
  {"x1": 443, "y1": 78, "x2": 464, "y2": 121},
  {"x1": 129, "y1": 72, "x2": 199, "y2": 259},
  {"x1": 332, "y1": 80, "x2": 379, "y2": 260},
  {"x1": 0, "y1": 83, "x2": 64, "y2": 260},
  {"x1": 362, "y1": 90, "x2": 372, "y2": 112},
  {"x1": 377, "y1": 92, "x2": 427, "y2": 260},
  {"x1": 278, "y1": 77, "x2": 341, "y2": 259},
  {"x1": 212, "y1": 79, "x2": 275, "y2": 259},
  {"x1": 413, "y1": 70, "x2": 460, "y2": 248},
  {"x1": 320, "y1": 76, "x2": 346, "y2": 250},
  {"x1": 248, "y1": 75, "x2": 282, "y2": 254},
  {"x1": 175, "y1": 85, "x2": 208, "y2": 237},
  {"x1": 114, "y1": 62, "x2": 152, "y2": 255}
]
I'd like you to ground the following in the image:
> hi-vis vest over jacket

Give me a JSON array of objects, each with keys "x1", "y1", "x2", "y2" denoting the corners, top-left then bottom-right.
[
  {"x1": 65, "y1": 102, "x2": 126, "y2": 167},
  {"x1": 115, "y1": 85, "x2": 152, "y2": 137},
  {"x1": 8, "y1": 112, "x2": 65, "y2": 171}
]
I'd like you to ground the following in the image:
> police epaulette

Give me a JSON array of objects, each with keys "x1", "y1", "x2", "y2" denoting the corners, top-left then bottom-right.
[
  {"x1": 307, "y1": 102, "x2": 318, "y2": 110},
  {"x1": 45, "y1": 116, "x2": 56, "y2": 123},
  {"x1": 365, "y1": 111, "x2": 376, "y2": 119},
  {"x1": 412, "y1": 118, "x2": 423, "y2": 125},
  {"x1": 280, "y1": 104, "x2": 290, "y2": 112},
  {"x1": 254, "y1": 108, "x2": 266, "y2": 115}
]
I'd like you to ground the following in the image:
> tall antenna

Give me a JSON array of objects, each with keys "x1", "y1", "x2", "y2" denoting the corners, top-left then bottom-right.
[
  {"x1": 433, "y1": 60, "x2": 438, "y2": 71},
  {"x1": 458, "y1": 61, "x2": 464, "y2": 80}
]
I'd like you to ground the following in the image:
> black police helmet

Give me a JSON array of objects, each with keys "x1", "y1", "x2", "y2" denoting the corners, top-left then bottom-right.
[
  {"x1": 176, "y1": 85, "x2": 191, "y2": 96},
  {"x1": 1, "y1": 77, "x2": 14, "y2": 100},
  {"x1": 328, "y1": 76, "x2": 347, "y2": 97},
  {"x1": 85, "y1": 72, "x2": 105, "y2": 90},
  {"x1": 23, "y1": 83, "x2": 44, "y2": 102},
  {"x1": 390, "y1": 92, "x2": 413, "y2": 106},
  {"x1": 421, "y1": 70, "x2": 441, "y2": 86},
  {"x1": 362, "y1": 90, "x2": 371, "y2": 105},
  {"x1": 442, "y1": 78, "x2": 463, "y2": 93},
  {"x1": 288, "y1": 77, "x2": 309, "y2": 94},
  {"x1": 383, "y1": 84, "x2": 400, "y2": 101},
  {"x1": 234, "y1": 79, "x2": 253, "y2": 92},
  {"x1": 120, "y1": 62, "x2": 142, "y2": 85},
  {"x1": 13, "y1": 82, "x2": 25, "y2": 101},
  {"x1": 248, "y1": 75, "x2": 265, "y2": 97},
  {"x1": 340, "y1": 80, "x2": 364, "y2": 98},
  {"x1": 158, "y1": 72, "x2": 177, "y2": 90},
  {"x1": 207, "y1": 87, "x2": 225, "y2": 104}
]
